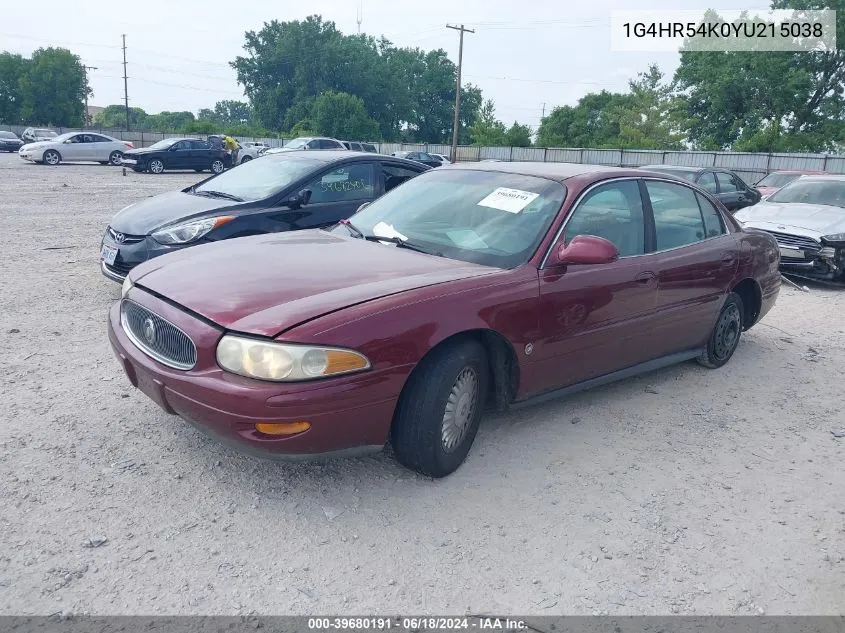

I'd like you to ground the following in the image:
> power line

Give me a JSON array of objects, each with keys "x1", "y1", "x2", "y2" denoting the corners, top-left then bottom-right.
[{"x1": 446, "y1": 23, "x2": 474, "y2": 162}]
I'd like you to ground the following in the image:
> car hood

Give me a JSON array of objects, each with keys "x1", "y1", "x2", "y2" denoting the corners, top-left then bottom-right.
[
  {"x1": 130, "y1": 230, "x2": 496, "y2": 337},
  {"x1": 735, "y1": 201, "x2": 845, "y2": 237},
  {"x1": 123, "y1": 147, "x2": 161, "y2": 157},
  {"x1": 109, "y1": 190, "x2": 242, "y2": 235}
]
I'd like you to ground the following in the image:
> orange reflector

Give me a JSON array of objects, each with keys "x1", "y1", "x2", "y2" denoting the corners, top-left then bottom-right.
[
  {"x1": 255, "y1": 421, "x2": 311, "y2": 436},
  {"x1": 325, "y1": 350, "x2": 369, "y2": 374}
]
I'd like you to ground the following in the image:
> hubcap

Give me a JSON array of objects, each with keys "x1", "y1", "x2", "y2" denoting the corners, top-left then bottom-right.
[
  {"x1": 441, "y1": 367, "x2": 479, "y2": 452},
  {"x1": 46, "y1": 152, "x2": 58, "y2": 164},
  {"x1": 111, "y1": 152, "x2": 122, "y2": 165},
  {"x1": 150, "y1": 160, "x2": 163, "y2": 173},
  {"x1": 714, "y1": 304, "x2": 741, "y2": 360}
]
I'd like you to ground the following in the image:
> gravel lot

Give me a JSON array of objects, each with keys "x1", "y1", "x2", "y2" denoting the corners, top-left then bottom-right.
[{"x1": 0, "y1": 153, "x2": 843, "y2": 616}]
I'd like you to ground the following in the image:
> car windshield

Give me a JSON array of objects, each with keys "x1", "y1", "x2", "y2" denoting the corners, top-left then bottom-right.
[
  {"x1": 642, "y1": 166, "x2": 698, "y2": 181},
  {"x1": 331, "y1": 169, "x2": 566, "y2": 268},
  {"x1": 767, "y1": 179, "x2": 845, "y2": 208},
  {"x1": 283, "y1": 138, "x2": 308, "y2": 149},
  {"x1": 149, "y1": 139, "x2": 178, "y2": 150},
  {"x1": 756, "y1": 173, "x2": 802, "y2": 188},
  {"x1": 194, "y1": 155, "x2": 319, "y2": 202}
]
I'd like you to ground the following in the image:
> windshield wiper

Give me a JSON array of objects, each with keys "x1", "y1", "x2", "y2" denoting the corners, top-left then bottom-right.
[
  {"x1": 363, "y1": 234, "x2": 440, "y2": 256},
  {"x1": 194, "y1": 190, "x2": 244, "y2": 202},
  {"x1": 339, "y1": 218, "x2": 364, "y2": 239}
]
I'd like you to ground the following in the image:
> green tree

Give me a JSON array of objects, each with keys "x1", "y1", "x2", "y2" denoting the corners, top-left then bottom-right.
[
  {"x1": 145, "y1": 111, "x2": 195, "y2": 131},
  {"x1": 469, "y1": 99, "x2": 507, "y2": 145},
  {"x1": 308, "y1": 90, "x2": 379, "y2": 139},
  {"x1": 18, "y1": 48, "x2": 87, "y2": 126},
  {"x1": 94, "y1": 104, "x2": 148, "y2": 129},
  {"x1": 0, "y1": 52, "x2": 28, "y2": 124},
  {"x1": 537, "y1": 91, "x2": 632, "y2": 148},
  {"x1": 613, "y1": 64, "x2": 684, "y2": 150},
  {"x1": 213, "y1": 100, "x2": 252, "y2": 125},
  {"x1": 504, "y1": 122, "x2": 532, "y2": 147}
]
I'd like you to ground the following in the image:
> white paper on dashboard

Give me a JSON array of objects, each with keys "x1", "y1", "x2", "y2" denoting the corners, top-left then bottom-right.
[
  {"x1": 476, "y1": 187, "x2": 540, "y2": 214},
  {"x1": 372, "y1": 221, "x2": 409, "y2": 241}
]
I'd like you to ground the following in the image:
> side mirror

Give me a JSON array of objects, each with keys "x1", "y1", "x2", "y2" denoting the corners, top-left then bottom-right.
[
  {"x1": 356, "y1": 202, "x2": 371, "y2": 213},
  {"x1": 549, "y1": 235, "x2": 619, "y2": 267},
  {"x1": 288, "y1": 189, "x2": 311, "y2": 209}
]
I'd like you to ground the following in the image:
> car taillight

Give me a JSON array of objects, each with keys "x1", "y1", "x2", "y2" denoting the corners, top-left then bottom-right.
[{"x1": 124, "y1": 142, "x2": 134, "y2": 149}]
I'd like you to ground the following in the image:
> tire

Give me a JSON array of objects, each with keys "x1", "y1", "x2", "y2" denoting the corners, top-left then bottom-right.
[
  {"x1": 211, "y1": 159, "x2": 225, "y2": 174},
  {"x1": 240, "y1": 155, "x2": 252, "y2": 164},
  {"x1": 148, "y1": 159, "x2": 165, "y2": 174},
  {"x1": 392, "y1": 339, "x2": 489, "y2": 477},
  {"x1": 108, "y1": 150, "x2": 123, "y2": 166},
  {"x1": 697, "y1": 292, "x2": 744, "y2": 369},
  {"x1": 42, "y1": 150, "x2": 61, "y2": 166}
]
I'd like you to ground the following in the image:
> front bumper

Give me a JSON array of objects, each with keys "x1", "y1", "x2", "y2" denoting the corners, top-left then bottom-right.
[
  {"x1": 107, "y1": 290, "x2": 404, "y2": 457},
  {"x1": 99, "y1": 228, "x2": 192, "y2": 282}
]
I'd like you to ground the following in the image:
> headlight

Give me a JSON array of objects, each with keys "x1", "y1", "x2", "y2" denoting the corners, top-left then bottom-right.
[
  {"x1": 121, "y1": 276, "x2": 133, "y2": 298},
  {"x1": 821, "y1": 232, "x2": 845, "y2": 243},
  {"x1": 216, "y1": 335, "x2": 371, "y2": 381},
  {"x1": 151, "y1": 215, "x2": 234, "y2": 245}
]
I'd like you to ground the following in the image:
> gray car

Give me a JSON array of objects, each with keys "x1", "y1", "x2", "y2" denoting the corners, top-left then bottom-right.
[
  {"x1": 264, "y1": 136, "x2": 346, "y2": 154},
  {"x1": 735, "y1": 175, "x2": 845, "y2": 283}
]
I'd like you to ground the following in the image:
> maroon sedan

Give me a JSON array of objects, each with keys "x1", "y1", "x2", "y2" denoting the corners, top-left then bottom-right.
[{"x1": 108, "y1": 162, "x2": 781, "y2": 477}]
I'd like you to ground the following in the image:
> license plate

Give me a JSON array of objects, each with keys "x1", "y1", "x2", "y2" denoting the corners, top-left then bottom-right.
[
  {"x1": 779, "y1": 246, "x2": 804, "y2": 259},
  {"x1": 101, "y1": 244, "x2": 118, "y2": 265}
]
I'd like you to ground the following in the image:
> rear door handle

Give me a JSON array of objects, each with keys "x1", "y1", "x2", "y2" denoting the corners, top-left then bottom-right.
[{"x1": 634, "y1": 271, "x2": 656, "y2": 285}]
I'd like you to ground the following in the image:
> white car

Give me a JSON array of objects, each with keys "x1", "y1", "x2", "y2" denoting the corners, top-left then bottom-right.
[
  {"x1": 264, "y1": 136, "x2": 347, "y2": 154},
  {"x1": 432, "y1": 153, "x2": 453, "y2": 164},
  {"x1": 19, "y1": 132, "x2": 135, "y2": 166}
]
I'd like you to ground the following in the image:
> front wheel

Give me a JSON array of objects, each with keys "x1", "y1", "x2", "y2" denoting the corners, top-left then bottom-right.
[
  {"x1": 211, "y1": 159, "x2": 225, "y2": 174},
  {"x1": 148, "y1": 158, "x2": 165, "y2": 174},
  {"x1": 392, "y1": 339, "x2": 489, "y2": 477},
  {"x1": 240, "y1": 155, "x2": 252, "y2": 164},
  {"x1": 108, "y1": 150, "x2": 123, "y2": 166},
  {"x1": 697, "y1": 292, "x2": 744, "y2": 368},
  {"x1": 43, "y1": 150, "x2": 61, "y2": 166}
]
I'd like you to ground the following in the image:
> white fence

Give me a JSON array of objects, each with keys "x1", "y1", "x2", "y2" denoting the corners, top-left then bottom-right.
[{"x1": 5, "y1": 122, "x2": 845, "y2": 184}]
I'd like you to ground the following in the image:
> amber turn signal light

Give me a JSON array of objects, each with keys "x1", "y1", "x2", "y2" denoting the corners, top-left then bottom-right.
[{"x1": 255, "y1": 421, "x2": 311, "y2": 436}]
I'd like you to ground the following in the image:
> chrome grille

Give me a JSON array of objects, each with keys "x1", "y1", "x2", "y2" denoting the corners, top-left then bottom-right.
[
  {"x1": 120, "y1": 300, "x2": 196, "y2": 370},
  {"x1": 108, "y1": 227, "x2": 144, "y2": 244},
  {"x1": 762, "y1": 230, "x2": 821, "y2": 253}
]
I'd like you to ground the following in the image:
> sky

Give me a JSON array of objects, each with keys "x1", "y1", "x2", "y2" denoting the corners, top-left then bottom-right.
[{"x1": 2, "y1": 0, "x2": 763, "y2": 130}]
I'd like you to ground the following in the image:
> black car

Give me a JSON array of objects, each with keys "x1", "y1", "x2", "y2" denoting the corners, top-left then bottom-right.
[
  {"x1": 100, "y1": 151, "x2": 430, "y2": 281},
  {"x1": 120, "y1": 137, "x2": 230, "y2": 175},
  {"x1": 0, "y1": 131, "x2": 23, "y2": 152},
  {"x1": 392, "y1": 151, "x2": 443, "y2": 168},
  {"x1": 639, "y1": 165, "x2": 761, "y2": 212}
]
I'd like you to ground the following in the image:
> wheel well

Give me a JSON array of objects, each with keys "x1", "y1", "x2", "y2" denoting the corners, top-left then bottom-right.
[
  {"x1": 43, "y1": 149, "x2": 60, "y2": 159},
  {"x1": 400, "y1": 329, "x2": 520, "y2": 413},
  {"x1": 731, "y1": 278, "x2": 762, "y2": 329}
]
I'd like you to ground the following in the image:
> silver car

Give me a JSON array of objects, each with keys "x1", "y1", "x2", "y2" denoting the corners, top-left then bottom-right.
[
  {"x1": 735, "y1": 175, "x2": 845, "y2": 283},
  {"x1": 263, "y1": 136, "x2": 346, "y2": 154},
  {"x1": 18, "y1": 132, "x2": 134, "y2": 166}
]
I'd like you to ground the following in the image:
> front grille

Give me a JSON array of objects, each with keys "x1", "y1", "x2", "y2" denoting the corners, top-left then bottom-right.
[
  {"x1": 108, "y1": 227, "x2": 145, "y2": 244},
  {"x1": 762, "y1": 230, "x2": 821, "y2": 253},
  {"x1": 120, "y1": 300, "x2": 197, "y2": 370}
]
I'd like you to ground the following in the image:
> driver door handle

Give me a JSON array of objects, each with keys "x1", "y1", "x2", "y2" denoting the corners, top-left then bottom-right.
[{"x1": 634, "y1": 271, "x2": 656, "y2": 285}]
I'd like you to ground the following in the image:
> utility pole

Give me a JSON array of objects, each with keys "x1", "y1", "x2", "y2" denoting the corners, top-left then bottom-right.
[
  {"x1": 122, "y1": 34, "x2": 130, "y2": 131},
  {"x1": 541, "y1": 102, "x2": 546, "y2": 119},
  {"x1": 357, "y1": 2, "x2": 362, "y2": 35},
  {"x1": 446, "y1": 24, "x2": 473, "y2": 163},
  {"x1": 82, "y1": 65, "x2": 97, "y2": 127}
]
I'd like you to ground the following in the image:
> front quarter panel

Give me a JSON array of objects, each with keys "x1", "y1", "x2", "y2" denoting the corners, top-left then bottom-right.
[{"x1": 278, "y1": 266, "x2": 542, "y2": 399}]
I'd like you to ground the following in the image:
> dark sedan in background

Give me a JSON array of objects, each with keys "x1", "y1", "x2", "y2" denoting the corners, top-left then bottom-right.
[
  {"x1": 0, "y1": 131, "x2": 23, "y2": 152},
  {"x1": 100, "y1": 151, "x2": 429, "y2": 281},
  {"x1": 392, "y1": 151, "x2": 444, "y2": 168},
  {"x1": 639, "y1": 165, "x2": 761, "y2": 212},
  {"x1": 120, "y1": 138, "x2": 230, "y2": 174}
]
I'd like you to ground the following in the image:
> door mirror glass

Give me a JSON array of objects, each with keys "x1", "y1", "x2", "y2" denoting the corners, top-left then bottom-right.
[{"x1": 551, "y1": 235, "x2": 619, "y2": 266}]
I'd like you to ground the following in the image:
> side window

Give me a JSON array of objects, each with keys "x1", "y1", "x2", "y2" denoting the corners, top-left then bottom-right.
[
  {"x1": 90, "y1": 134, "x2": 110, "y2": 143},
  {"x1": 697, "y1": 171, "x2": 718, "y2": 193},
  {"x1": 645, "y1": 180, "x2": 707, "y2": 250},
  {"x1": 306, "y1": 140, "x2": 320, "y2": 149},
  {"x1": 382, "y1": 163, "x2": 422, "y2": 192},
  {"x1": 67, "y1": 135, "x2": 83, "y2": 143},
  {"x1": 716, "y1": 172, "x2": 740, "y2": 192},
  {"x1": 730, "y1": 174, "x2": 748, "y2": 191},
  {"x1": 173, "y1": 141, "x2": 191, "y2": 151},
  {"x1": 192, "y1": 140, "x2": 211, "y2": 150},
  {"x1": 564, "y1": 180, "x2": 645, "y2": 257},
  {"x1": 306, "y1": 163, "x2": 376, "y2": 203},
  {"x1": 696, "y1": 193, "x2": 726, "y2": 238}
]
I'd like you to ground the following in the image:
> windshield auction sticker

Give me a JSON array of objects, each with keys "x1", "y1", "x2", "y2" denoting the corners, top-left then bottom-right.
[
  {"x1": 611, "y1": 9, "x2": 836, "y2": 52},
  {"x1": 477, "y1": 187, "x2": 540, "y2": 214}
]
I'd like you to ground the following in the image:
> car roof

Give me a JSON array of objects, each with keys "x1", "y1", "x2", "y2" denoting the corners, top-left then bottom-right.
[
  {"x1": 262, "y1": 149, "x2": 422, "y2": 164},
  {"x1": 792, "y1": 174, "x2": 845, "y2": 181},
  {"x1": 445, "y1": 161, "x2": 636, "y2": 182}
]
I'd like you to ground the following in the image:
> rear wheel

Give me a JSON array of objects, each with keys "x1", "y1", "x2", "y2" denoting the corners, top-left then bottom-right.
[
  {"x1": 108, "y1": 150, "x2": 123, "y2": 166},
  {"x1": 392, "y1": 340, "x2": 488, "y2": 477},
  {"x1": 148, "y1": 159, "x2": 165, "y2": 174},
  {"x1": 43, "y1": 150, "x2": 61, "y2": 166},
  {"x1": 211, "y1": 159, "x2": 225, "y2": 174},
  {"x1": 697, "y1": 292, "x2": 744, "y2": 368}
]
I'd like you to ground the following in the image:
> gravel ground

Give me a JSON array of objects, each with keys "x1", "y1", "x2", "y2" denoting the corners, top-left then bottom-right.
[{"x1": 0, "y1": 153, "x2": 843, "y2": 616}]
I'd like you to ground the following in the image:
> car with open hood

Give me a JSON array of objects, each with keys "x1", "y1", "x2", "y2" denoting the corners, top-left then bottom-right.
[
  {"x1": 120, "y1": 137, "x2": 229, "y2": 174},
  {"x1": 108, "y1": 162, "x2": 780, "y2": 477},
  {"x1": 20, "y1": 127, "x2": 58, "y2": 144},
  {"x1": 735, "y1": 174, "x2": 845, "y2": 283},
  {"x1": 100, "y1": 151, "x2": 429, "y2": 281}
]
